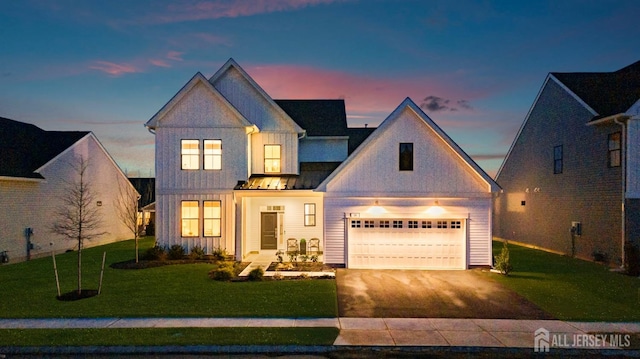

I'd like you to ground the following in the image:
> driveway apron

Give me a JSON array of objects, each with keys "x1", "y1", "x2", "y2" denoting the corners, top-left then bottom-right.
[{"x1": 336, "y1": 269, "x2": 554, "y2": 319}]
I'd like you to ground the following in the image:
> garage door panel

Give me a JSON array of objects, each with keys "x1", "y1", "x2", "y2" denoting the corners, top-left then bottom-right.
[{"x1": 348, "y1": 218, "x2": 465, "y2": 270}]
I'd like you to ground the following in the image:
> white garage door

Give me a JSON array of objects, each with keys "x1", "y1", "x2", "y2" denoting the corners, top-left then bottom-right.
[{"x1": 347, "y1": 218, "x2": 466, "y2": 269}]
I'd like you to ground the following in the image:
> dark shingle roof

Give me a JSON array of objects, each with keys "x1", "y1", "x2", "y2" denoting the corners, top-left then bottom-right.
[
  {"x1": 347, "y1": 127, "x2": 377, "y2": 154},
  {"x1": 552, "y1": 60, "x2": 640, "y2": 119},
  {"x1": 0, "y1": 117, "x2": 88, "y2": 179},
  {"x1": 274, "y1": 100, "x2": 348, "y2": 136},
  {"x1": 235, "y1": 162, "x2": 341, "y2": 190}
]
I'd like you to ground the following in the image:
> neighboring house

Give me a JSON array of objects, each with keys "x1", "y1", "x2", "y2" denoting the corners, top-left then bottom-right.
[
  {"x1": 0, "y1": 117, "x2": 139, "y2": 263},
  {"x1": 494, "y1": 61, "x2": 640, "y2": 267},
  {"x1": 145, "y1": 58, "x2": 499, "y2": 269},
  {"x1": 129, "y1": 177, "x2": 156, "y2": 234}
]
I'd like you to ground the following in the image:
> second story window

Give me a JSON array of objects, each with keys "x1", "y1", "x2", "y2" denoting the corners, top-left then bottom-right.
[
  {"x1": 204, "y1": 140, "x2": 222, "y2": 170},
  {"x1": 181, "y1": 140, "x2": 200, "y2": 170},
  {"x1": 399, "y1": 143, "x2": 413, "y2": 171},
  {"x1": 553, "y1": 145, "x2": 563, "y2": 174},
  {"x1": 264, "y1": 144, "x2": 281, "y2": 173},
  {"x1": 608, "y1": 132, "x2": 621, "y2": 167}
]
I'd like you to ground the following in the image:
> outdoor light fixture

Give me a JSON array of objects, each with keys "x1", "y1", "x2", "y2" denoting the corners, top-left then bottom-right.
[
  {"x1": 367, "y1": 200, "x2": 386, "y2": 215},
  {"x1": 426, "y1": 200, "x2": 444, "y2": 216}
]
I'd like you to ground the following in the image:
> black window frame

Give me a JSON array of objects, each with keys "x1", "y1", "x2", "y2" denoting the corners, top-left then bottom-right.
[
  {"x1": 553, "y1": 145, "x2": 563, "y2": 174},
  {"x1": 608, "y1": 132, "x2": 621, "y2": 168},
  {"x1": 399, "y1": 143, "x2": 414, "y2": 171}
]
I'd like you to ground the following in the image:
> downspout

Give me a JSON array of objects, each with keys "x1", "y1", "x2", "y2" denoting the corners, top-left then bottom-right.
[{"x1": 614, "y1": 117, "x2": 627, "y2": 268}]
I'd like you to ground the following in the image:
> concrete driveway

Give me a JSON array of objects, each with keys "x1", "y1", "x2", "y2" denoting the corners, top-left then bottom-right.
[{"x1": 336, "y1": 269, "x2": 554, "y2": 319}]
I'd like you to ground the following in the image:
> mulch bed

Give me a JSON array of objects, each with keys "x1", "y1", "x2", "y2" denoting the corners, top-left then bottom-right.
[
  {"x1": 266, "y1": 262, "x2": 332, "y2": 272},
  {"x1": 111, "y1": 259, "x2": 249, "y2": 272},
  {"x1": 57, "y1": 289, "x2": 99, "y2": 301}
]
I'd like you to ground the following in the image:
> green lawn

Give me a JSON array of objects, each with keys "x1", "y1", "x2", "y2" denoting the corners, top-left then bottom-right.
[
  {"x1": 0, "y1": 237, "x2": 337, "y2": 318},
  {"x1": 0, "y1": 327, "x2": 339, "y2": 346},
  {"x1": 489, "y1": 240, "x2": 640, "y2": 321}
]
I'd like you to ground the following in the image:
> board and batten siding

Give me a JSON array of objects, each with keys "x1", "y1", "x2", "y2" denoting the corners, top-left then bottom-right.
[
  {"x1": 325, "y1": 107, "x2": 489, "y2": 195},
  {"x1": 250, "y1": 132, "x2": 299, "y2": 175},
  {"x1": 155, "y1": 192, "x2": 235, "y2": 254},
  {"x1": 323, "y1": 197, "x2": 493, "y2": 266}
]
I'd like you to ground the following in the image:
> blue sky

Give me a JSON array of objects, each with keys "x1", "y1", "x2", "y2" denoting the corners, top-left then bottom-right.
[{"x1": 1, "y1": 0, "x2": 639, "y2": 177}]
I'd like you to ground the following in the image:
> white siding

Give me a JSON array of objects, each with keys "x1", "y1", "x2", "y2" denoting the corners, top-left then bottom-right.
[
  {"x1": 250, "y1": 132, "x2": 299, "y2": 175},
  {"x1": 0, "y1": 135, "x2": 135, "y2": 263},
  {"x1": 323, "y1": 196, "x2": 493, "y2": 267},
  {"x1": 326, "y1": 107, "x2": 488, "y2": 196},
  {"x1": 299, "y1": 137, "x2": 348, "y2": 162}
]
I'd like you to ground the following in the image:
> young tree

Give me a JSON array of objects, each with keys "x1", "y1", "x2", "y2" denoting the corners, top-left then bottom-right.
[
  {"x1": 115, "y1": 175, "x2": 141, "y2": 262},
  {"x1": 51, "y1": 156, "x2": 107, "y2": 295}
]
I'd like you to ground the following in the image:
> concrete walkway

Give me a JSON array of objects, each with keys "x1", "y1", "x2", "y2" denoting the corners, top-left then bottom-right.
[{"x1": 1, "y1": 317, "x2": 639, "y2": 349}]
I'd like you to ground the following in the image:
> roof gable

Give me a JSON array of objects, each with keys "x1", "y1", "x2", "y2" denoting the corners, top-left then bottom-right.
[
  {"x1": 0, "y1": 117, "x2": 89, "y2": 179},
  {"x1": 209, "y1": 59, "x2": 304, "y2": 134},
  {"x1": 145, "y1": 72, "x2": 253, "y2": 130},
  {"x1": 552, "y1": 60, "x2": 640, "y2": 118},
  {"x1": 318, "y1": 98, "x2": 499, "y2": 194},
  {"x1": 274, "y1": 99, "x2": 347, "y2": 137}
]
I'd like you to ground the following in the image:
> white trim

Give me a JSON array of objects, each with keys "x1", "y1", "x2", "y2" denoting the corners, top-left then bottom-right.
[
  {"x1": 0, "y1": 176, "x2": 44, "y2": 183},
  {"x1": 208, "y1": 58, "x2": 305, "y2": 135},
  {"x1": 145, "y1": 72, "x2": 254, "y2": 130},
  {"x1": 317, "y1": 97, "x2": 500, "y2": 193}
]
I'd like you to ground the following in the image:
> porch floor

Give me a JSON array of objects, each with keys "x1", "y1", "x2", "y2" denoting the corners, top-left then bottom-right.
[{"x1": 238, "y1": 251, "x2": 334, "y2": 277}]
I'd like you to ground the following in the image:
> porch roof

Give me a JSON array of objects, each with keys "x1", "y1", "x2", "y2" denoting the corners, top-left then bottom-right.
[{"x1": 235, "y1": 162, "x2": 340, "y2": 190}]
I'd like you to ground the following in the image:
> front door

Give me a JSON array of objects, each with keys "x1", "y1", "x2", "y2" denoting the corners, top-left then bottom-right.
[{"x1": 261, "y1": 212, "x2": 277, "y2": 249}]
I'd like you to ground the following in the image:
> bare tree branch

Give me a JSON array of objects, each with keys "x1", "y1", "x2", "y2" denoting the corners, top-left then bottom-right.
[{"x1": 115, "y1": 175, "x2": 141, "y2": 262}]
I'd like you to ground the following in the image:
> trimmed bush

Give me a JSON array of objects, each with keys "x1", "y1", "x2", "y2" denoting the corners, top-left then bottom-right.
[
  {"x1": 494, "y1": 241, "x2": 513, "y2": 275},
  {"x1": 209, "y1": 262, "x2": 236, "y2": 281},
  {"x1": 248, "y1": 266, "x2": 264, "y2": 281},
  {"x1": 168, "y1": 245, "x2": 186, "y2": 260},
  {"x1": 143, "y1": 245, "x2": 166, "y2": 261},
  {"x1": 189, "y1": 245, "x2": 206, "y2": 260},
  {"x1": 211, "y1": 247, "x2": 228, "y2": 261}
]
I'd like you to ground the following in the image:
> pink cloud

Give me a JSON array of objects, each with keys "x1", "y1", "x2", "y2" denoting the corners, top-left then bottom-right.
[
  {"x1": 166, "y1": 51, "x2": 184, "y2": 61},
  {"x1": 245, "y1": 64, "x2": 482, "y2": 125},
  {"x1": 150, "y1": 59, "x2": 171, "y2": 68},
  {"x1": 89, "y1": 61, "x2": 140, "y2": 77},
  {"x1": 145, "y1": 0, "x2": 344, "y2": 24}
]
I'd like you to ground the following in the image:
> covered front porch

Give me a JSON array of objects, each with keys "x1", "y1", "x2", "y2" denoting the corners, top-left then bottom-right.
[{"x1": 234, "y1": 190, "x2": 324, "y2": 261}]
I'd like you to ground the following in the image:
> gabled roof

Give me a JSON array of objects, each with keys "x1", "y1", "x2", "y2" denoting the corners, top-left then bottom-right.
[
  {"x1": 552, "y1": 60, "x2": 640, "y2": 119},
  {"x1": 209, "y1": 58, "x2": 304, "y2": 134},
  {"x1": 145, "y1": 72, "x2": 253, "y2": 130},
  {"x1": 274, "y1": 99, "x2": 347, "y2": 137},
  {"x1": 346, "y1": 127, "x2": 376, "y2": 154},
  {"x1": 0, "y1": 117, "x2": 89, "y2": 179},
  {"x1": 318, "y1": 98, "x2": 500, "y2": 193}
]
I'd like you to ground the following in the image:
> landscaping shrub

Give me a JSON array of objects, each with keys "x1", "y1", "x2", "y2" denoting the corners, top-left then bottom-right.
[
  {"x1": 189, "y1": 245, "x2": 206, "y2": 260},
  {"x1": 211, "y1": 247, "x2": 228, "y2": 261},
  {"x1": 624, "y1": 242, "x2": 640, "y2": 276},
  {"x1": 248, "y1": 266, "x2": 264, "y2": 281},
  {"x1": 209, "y1": 262, "x2": 236, "y2": 281},
  {"x1": 494, "y1": 241, "x2": 513, "y2": 275},
  {"x1": 168, "y1": 245, "x2": 186, "y2": 260},
  {"x1": 143, "y1": 245, "x2": 166, "y2": 261}
]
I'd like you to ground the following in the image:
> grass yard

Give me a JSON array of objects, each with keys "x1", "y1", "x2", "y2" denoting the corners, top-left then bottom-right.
[
  {"x1": 0, "y1": 237, "x2": 337, "y2": 318},
  {"x1": 489, "y1": 240, "x2": 640, "y2": 321},
  {"x1": 0, "y1": 327, "x2": 340, "y2": 346}
]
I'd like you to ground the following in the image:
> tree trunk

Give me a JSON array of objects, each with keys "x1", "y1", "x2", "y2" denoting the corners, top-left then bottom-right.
[
  {"x1": 135, "y1": 235, "x2": 139, "y2": 263},
  {"x1": 77, "y1": 235, "x2": 82, "y2": 294}
]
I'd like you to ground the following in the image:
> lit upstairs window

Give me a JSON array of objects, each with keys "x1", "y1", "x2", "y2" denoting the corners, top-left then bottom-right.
[
  {"x1": 181, "y1": 140, "x2": 200, "y2": 170},
  {"x1": 264, "y1": 144, "x2": 281, "y2": 173},
  {"x1": 204, "y1": 140, "x2": 222, "y2": 170}
]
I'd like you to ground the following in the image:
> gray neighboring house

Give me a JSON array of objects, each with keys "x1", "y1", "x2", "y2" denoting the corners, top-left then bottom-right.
[{"x1": 494, "y1": 60, "x2": 640, "y2": 268}]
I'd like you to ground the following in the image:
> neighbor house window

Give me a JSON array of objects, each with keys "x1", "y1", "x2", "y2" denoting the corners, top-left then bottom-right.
[
  {"x1": 553, "y1": 145, "x2": 563, "y2": 174},
  {"x1": 304, "y1": 203, "x2": 316, "y2": 226},
  {"x1": 181, "y1": 201, "x2": 199, "y2": 237},
  {"x1": 181, "y1": 140, "x2": 200, "y2": 170},
  {"x1": 204, "y1": 140, "x2": 222, "y2": 170},
  {"x1": 264, "y1": 145, "x2": 281, "y2": 173},
  {"x1": 399, "y1": 143, "x2": 413, "y2": 171},
  {"x1": 204, "y1": 201, "x2": 221, "y2": 237},
  {"x1": 608, "y1": 132, "x2": 621, "y2": 167}
]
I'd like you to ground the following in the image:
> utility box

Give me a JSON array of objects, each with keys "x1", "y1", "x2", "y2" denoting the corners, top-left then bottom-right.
[{"x1": 571, "y1": 221, "x2": 582, "y2": 236}]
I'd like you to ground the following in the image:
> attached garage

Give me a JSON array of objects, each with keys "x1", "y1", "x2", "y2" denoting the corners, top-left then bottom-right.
[
  {"x1": 317, "y1": 98, "x2": 501, "y2": 270},
  {"x1": 347, "y1": 218, "x2": 466, "y2": 269}
]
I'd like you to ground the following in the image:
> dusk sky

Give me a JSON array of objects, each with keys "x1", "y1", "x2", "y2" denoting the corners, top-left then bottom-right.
[{"x1": 1, "y1": 0, "x2": 639, "y2": 178}]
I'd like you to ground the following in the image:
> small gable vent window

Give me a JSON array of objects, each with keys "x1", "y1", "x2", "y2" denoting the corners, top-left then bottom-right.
[
  {"x1": 608, "y1": 132, "x2": 621, "y2": 168},
  {"x1": 553, "y1": 145, "x2": 563, "y2": 174},
  {"x1": 399, "y1": 143, "x2": 413, "y2": 171}
]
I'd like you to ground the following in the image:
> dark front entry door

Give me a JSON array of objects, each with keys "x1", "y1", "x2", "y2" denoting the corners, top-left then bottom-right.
[{"x1": 261, "y1": 212, "x2": 277, "y2": 249}]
